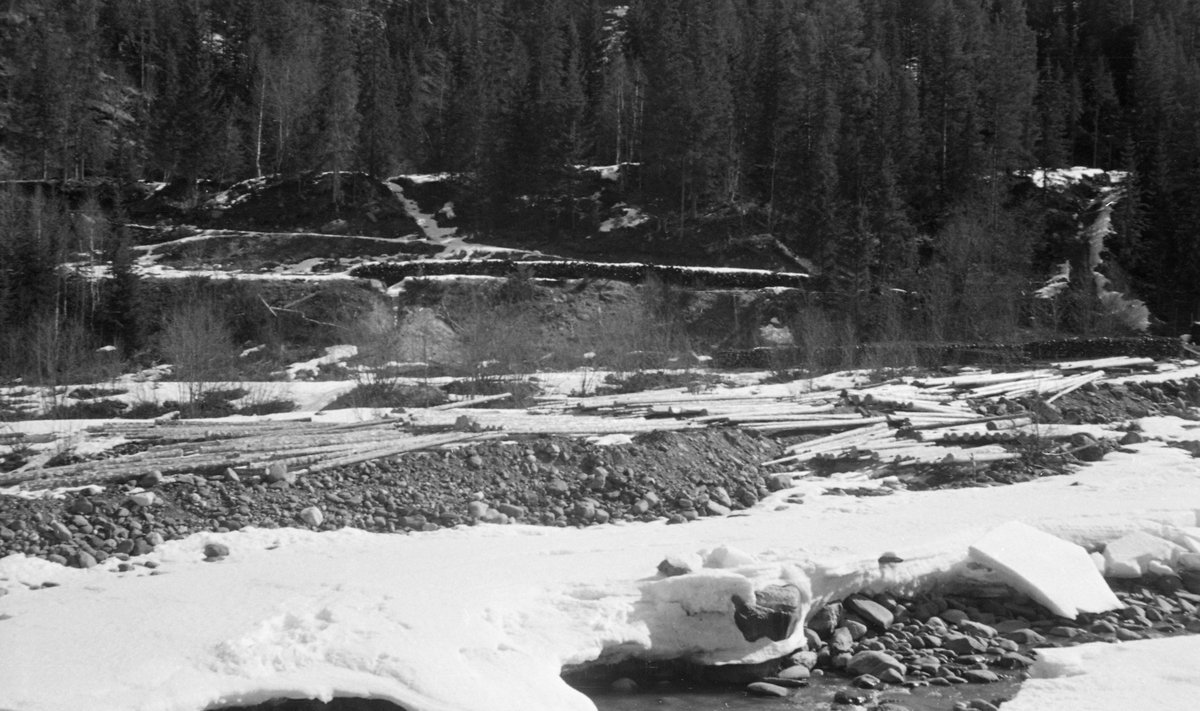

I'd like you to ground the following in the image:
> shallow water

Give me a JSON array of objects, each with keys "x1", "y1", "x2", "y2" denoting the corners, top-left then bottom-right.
[{"x1": 581, "y1": 674, "x2": 1023, "y2": 711}]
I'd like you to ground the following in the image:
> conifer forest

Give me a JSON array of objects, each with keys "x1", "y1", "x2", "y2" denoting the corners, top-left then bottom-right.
[{"x1": 2, "y1": 0, "x2": 1200, "y2": 369}]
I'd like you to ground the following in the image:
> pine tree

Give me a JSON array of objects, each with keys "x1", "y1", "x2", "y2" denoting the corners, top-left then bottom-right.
[
  {"x1": 319, "y1": 0, "x2": 362, "y2": 204},
  {"x1": 101, "y1": 224, "x2": 144, "y2": 357},
  {"x1": 356, "y1": 12, "x2": 403, "y2": 178}
]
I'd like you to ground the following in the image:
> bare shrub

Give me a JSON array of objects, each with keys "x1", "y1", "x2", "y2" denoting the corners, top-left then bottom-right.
[
  {"x1": 860, "y1": 292, "x2": 921, "y2": 371},
  {"x1": 580, "y1": 277, "x2": 693, "y2": 372},
  {"x1": 788, "y1": 304, "x2": 857, "y2": 374},
  {"x1": 346, "y1": 300, "x2": 404, "y2": 373},
  {"x1": 159, "y1": 300, "x2": 239, "y2": 402},
  {"x1": 25, "y1": 316, "x2": 121, "y2": 407},
  {"x1": 447, "y1": 294, "x2": 542, "y2": 377}
]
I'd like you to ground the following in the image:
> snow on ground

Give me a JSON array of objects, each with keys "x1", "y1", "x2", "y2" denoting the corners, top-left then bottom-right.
[
  {"x1": 1008, "y1": 634, "x2": 1200, "y2": 711},
  {"x1": 1025, "y1": 166, "x2": 1127, "y2": 189},
  {"x1": 598, "y1": 204, "x2": 650, "y2": 232},
  {"x1": 383, "y1": 180, "x2": 536, "y2": 260},
  {"x1": 2, "y1": 438, "x2": 1199, "y2": 711}
]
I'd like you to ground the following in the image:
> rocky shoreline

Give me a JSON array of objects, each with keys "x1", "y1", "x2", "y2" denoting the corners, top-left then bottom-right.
[
  {"x1": 566, "y1": 573, "x2": 1200, "y2": 711},
  {"x1": 0, "y1": 428, "x2": 793, "y2": 567}
]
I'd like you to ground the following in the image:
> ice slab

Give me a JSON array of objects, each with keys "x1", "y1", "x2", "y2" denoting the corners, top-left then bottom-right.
[
  {"x1": 1102, "y1": 530, "x2": 1186, "y2": 577},
  {"x1": 968, "y1": 521, "x2": 1120, "y2": 619}
]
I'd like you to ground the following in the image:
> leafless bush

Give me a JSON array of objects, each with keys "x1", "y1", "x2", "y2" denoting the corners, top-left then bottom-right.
[
  {"x1": 446, "y1": 293, "x2": 543, "y2": 377},
  {"x1": 787, "y1": 304, "x2": 857, "y2": 374},
  {"x1": 577, "y1": 277, "x2": 694, "y2": 372},
  {"x1": 159, "y1": 300, "x2": 239, "y2": 402}
]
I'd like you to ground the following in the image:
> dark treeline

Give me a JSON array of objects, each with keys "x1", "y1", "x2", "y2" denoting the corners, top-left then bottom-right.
[{"x1": 2, "y1": 0, "x2": 1199, "y2": 342}]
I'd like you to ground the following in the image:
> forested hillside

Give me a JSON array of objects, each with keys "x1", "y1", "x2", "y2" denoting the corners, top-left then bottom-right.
[{"x1": 1, "y1": 0, "x2": 1199, "y2": 337}]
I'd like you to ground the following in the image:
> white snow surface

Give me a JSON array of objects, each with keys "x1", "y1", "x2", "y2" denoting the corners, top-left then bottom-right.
[
  {"x1": 2, "y1": 439, "x2": 1199, "y2": 711},
  {"x1": 1008, "y1": 634, "x2": 1200, "y2": 711}
]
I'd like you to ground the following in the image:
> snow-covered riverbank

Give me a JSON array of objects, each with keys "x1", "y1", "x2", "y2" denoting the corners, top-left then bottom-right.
[{"x1": 2, "y1": 436, "x2": 1198, "y2": 711}]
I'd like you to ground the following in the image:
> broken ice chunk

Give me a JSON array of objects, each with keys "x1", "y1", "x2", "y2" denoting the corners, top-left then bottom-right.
[
  {"x1": 1102, "y1": 531, "x2": 1186, "y2": 578},
  {"x1": 968, "y1": 521, "x2": 1121, "y2": 619}
]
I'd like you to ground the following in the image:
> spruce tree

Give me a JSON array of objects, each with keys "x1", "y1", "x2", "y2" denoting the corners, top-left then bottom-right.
[{"x1": 319, "y1": 0, "x2": 362, "y2": 204}]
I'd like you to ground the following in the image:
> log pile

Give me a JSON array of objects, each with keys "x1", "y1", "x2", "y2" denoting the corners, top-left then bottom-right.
[
  {"x1": 0, "y1": 419, "x2": 498, "y2": 490},
  {"x1": 3, "y1": 355, "x2": 1197, "y2": 492}
]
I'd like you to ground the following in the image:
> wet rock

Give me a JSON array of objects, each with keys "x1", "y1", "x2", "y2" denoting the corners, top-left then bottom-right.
[
  {"x1": 833, "y1": 690, "x2": 869, "y2": 705},
  {"x1": 966, "y1": 701, "x2": 1001, "y2": 711},
  {"x1": 747, "y1": 681, "x2": 790, "y2": 697},
  {"x1": 789, "y1": 650, "x2": 818, "y2": 670},
  {"x1": 942, "y1": 633, "x2": 987, "y2": 655},
  {"x1": 961, "y1": 669, "x2": 999, "y2": 683},
  {"x1": 1048, "y1": 625, "x2": 1080, "y2": 638},
  {"x1": 911, "y1": 656, "x2": 941, "y2": 675},
  {"x1": 203, "y1": 542, "x2": 230, "y2": 560},
  {"x1": 732, "y1": 584, "x2": 800, "y2": 642},
  {"x1": 807, "y1": 602, "x2": 843, "y2": 639},
  {"x1": 878, "y1": 668, "x2": 905, "y2": 684},
  {"x1": 1001, "y1": 629, "x2": 1046, "y2": 645},
  {"x1": 846, "y1": 650, "x2": 906, "y2": 678},
  {"x1": 958, "y1": 620, "x2": 996, "y2": 638},
  {"x1": 830, "y1": 626, "x2": 855, "y2": 654},
  {"x1": 759, "y1": 676, "x2": 808, "y2": 688},
  {"x1": 709, "y1": 661, "x2": 781, "y2": 684},
  {"x1": 992, "y1": 619, "x2": 1033, "y2": 634},
  {"x1": 852, "y1": 674, "x2": 882, "y2": 689},
  {"x1": 841, "y1": 618, "x2": 869, "y2": 640},
  {"x1": 776, "y1": 664, "x2": 810, "y2": 681},
  {"x1": 996, "y1": 652, "x2": 1035, "y2": 669},
  {"x1": 610, "y1": 678, "x2": 638, "y2": 693},
  {"x1": 941, "y1": 609, "x2": 969, "y2": 625},
  {"x1": 846, "y1": 596, "x2": 894, "y2": 631}
]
